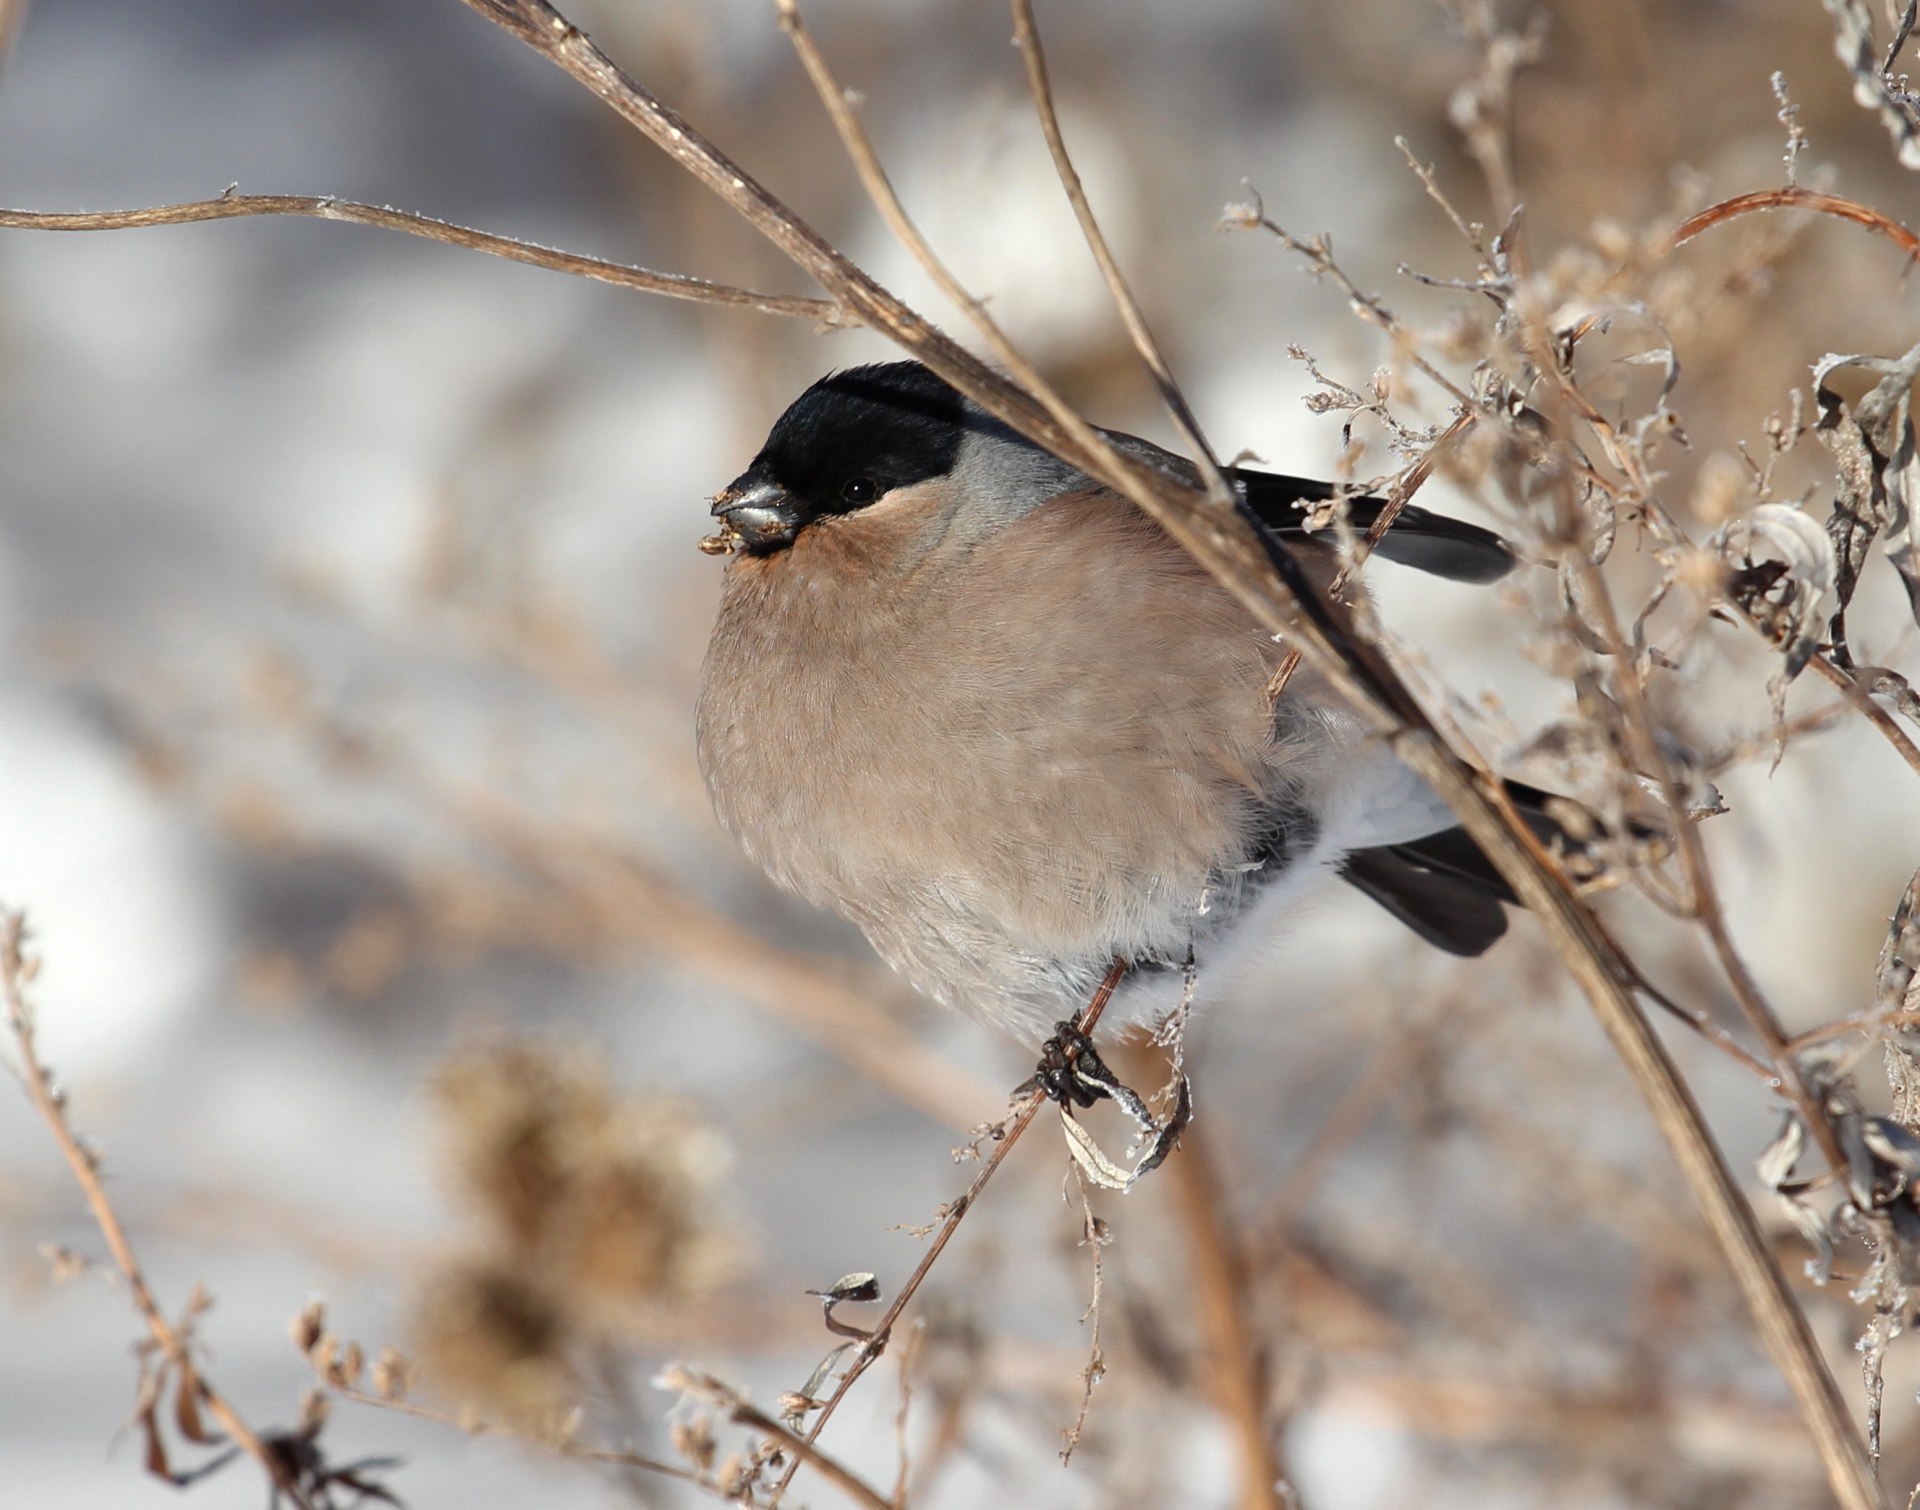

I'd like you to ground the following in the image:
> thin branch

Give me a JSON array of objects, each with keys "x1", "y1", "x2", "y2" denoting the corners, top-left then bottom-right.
[
  {"x1": 1395, "y1": 135, "x2": 1486, "y2": 255},
  {"x1": 768, "y1": 961, "x2": 1129, "y2": 1506},
  {"x1": 1663, "y1": 186, "x2": 1920, "y2": 263},
  {"x1": 1165, "y1": 1120, "x2": 1290, "y2": 1510},
  {"x1": 1267, "y1": 408, "x2": 1476, "y2": 701},
  {"x1": 1807, "y1": 650, "x2": 1920, "y2": 781},
  {"x1": 888, "y1": 1320, "x2": 924, "y2": 1508},
  {"x1": 1058, "y1": 1175, "x2": 1107, "y2": 1464},
  {"x1": 0, "y1": 197, "x2": 846, "y2": 321},
  {"x1": 1226, "y1": 203, "x2": 1482, "y2": 413},
  {"x1": 1, "y1": 915, "x2": 317, "y2": 1510},
  {"x1": 455, "y1": 1, "x2": 1358, "y2": 703},
  {"x1": 767, "y1": 0, "x2": 1212, "y2": 560},
  {"x1": 1007, "y1": 0, "x2": 1232, "y2": 502},
  {"x1": 323, "y1": 1384, "x2": 705, "y2": 1486},
  {"x1": 661, "y1": 1367, "x2": 894, "y2": 1510}
]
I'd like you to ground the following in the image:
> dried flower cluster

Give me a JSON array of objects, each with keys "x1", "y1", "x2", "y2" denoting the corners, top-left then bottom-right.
[{"x1": 413, "y1": 1040, "x2": 735, "y2": 1424}]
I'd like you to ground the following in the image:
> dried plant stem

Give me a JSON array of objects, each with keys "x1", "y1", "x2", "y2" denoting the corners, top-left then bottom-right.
[
  {"x1": 0, "y1": 915, "x2": 316, "y2": 1510},
  {"x1": 1664, "y1": 186, "x2": 1920, "y2": 262},
  {"x1": 1807, "y1": 650, "x2": 1920, "y2": 780},
  {"x1": 1267, "y1": 409, "x2": 1475, "y2": 701},
  {"x1": 767, "y1": 0, "x2": 1177, "y2": 539},
  {"x1": 0, "y1": 198, "x2": 844, "y2": 321},
  {"x1": 1552, "y1": 448, "x2": 1852, "y2": 1164},
  {"x1": 324, "y1": 1385, "x2": 706, "y2": 1487},
  {"x1": 768, "y1": 961, "x2": 1129, "y2": 1506},
  {"x1": 1059, "y1": 1177, "x2": 1106, "y2": 1462},
  {"x1": 1007, "y1": 0, "x2": 1231, "y2": 500},
  {"x1": 1513, "y1": 360, "x2": 1871, "y2": 1499},
  {"x1": 1164, "y1": 1122, "x2": 1289, "y2": 1510},
  {"x1": 1407, "y1": 756, "x2": 1881, "y2": 1509},
  {"x1": 662, "y1": 1367, "x2": 894, "y2": 1510}
]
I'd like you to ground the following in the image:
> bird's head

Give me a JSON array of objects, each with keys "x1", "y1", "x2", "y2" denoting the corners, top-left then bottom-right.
[{"x1": 707, "y1": 362, "x2": 972, "y2": 554}]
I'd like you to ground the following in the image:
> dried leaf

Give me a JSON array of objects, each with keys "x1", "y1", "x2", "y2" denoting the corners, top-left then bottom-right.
[
  {"x1": 1758, "y1": 1111, "x2": 1807, "y2": 1189},
  {"x1": 1061, "y1": 1109, "x2": 1140, "y2": 1192},
  {"x1": 1713, "y1": 502, "x2": 1836, "y2": 677},
  {"x1": 137, "y1": 1390, "x2": 178, "y2": 1485},
  {"x1": 799, "y1": 1341, "x2": 855, "y2": 1403},
  {"x1": 173, "y1": 1368, "x2": 220, "y2": 1446},
  {"x1": 1821, "y1": 0, "x2": 1920, "y2": 169},
  {"x1": 1813, "y1": 343, "x2": 1920, "y2": 660},
  {"x1": 1059, "y1": 1078, "x2": 1192, "y2": 1192},
  {"x1": 806, "y1": 1273, "x2": 880, "y2": 1305},
  {"x1": 1760, "y1": 1113, "x2": 1837, "y2": 1281}
]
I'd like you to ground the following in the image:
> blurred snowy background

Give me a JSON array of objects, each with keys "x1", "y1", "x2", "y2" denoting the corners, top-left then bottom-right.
[{"x1": 3, "y1": 0, "x2": 1920, "y2": 1505}]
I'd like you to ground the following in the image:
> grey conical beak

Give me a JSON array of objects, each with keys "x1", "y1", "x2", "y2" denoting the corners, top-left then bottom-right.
[{"x1": 711, "y1": 470, "x2": 801, "y2": 551}]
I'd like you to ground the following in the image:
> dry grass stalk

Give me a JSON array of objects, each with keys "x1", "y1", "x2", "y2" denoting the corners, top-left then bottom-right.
[{"x1": 0, "y1": 914, "x2": 320, "y2": 1510}]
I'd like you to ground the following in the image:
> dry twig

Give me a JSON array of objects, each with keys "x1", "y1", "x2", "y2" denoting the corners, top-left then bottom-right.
[
  {"x1": 766, "y1": 961, "x2": 1129, "y2": 1505},
  {"x1": 0, "y1": 197, "x2": 844, "y2": 320},
  {"x1": 0, "y1": 914, "x2": 318, "y2": 1509}
]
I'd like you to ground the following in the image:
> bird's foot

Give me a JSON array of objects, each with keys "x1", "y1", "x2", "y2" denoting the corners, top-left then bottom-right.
[
  {"x1": 1021, "y1": 1020, "x2": 1193, "y2": 1189},
  {"x1": 1021, "y1": 1019, "x2": 1122, "y2": 1109}
]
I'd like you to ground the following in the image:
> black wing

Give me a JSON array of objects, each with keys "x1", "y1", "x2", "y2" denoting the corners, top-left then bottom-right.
[
  {"x1": 1235, "y1": 468, "x2": 1514, "y2": 585},
  {"x1": 1336, "y1": 783, "x2": 1603, "y2": 956}
]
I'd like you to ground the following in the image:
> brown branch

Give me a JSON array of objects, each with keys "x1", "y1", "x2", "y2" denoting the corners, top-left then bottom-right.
[
  {"x1": 324, "y1": 1384, "x2": 706, "y2": 1486},
  {"x1": 1807, "y1": 650, "x2": 1920, "y2": 781},
  {"x1": 1164, "y1": 1121, "x2": 1290, "y2": 1510},
  {"x1": 1405, "y1": 676, "x2": 1882, "y2": 1510},
  {"x1": 0, "y1": 914, "x2": 317, "y2": 1510},
  {"x1": 766, "y1": 0, "x2": 1212, "y2": 571},
  {"x1": 659, "y1": 1366, "x2": 894, "y2": 1510},
  {"x1": 1267, "y1": 408, "x2": 1476, "y2": 701},
  {"x1": 768, "y1": 961, "x2": 1129, "y2": 1506},
  {"x1": 1663, "y1": 186, "x2": 1920, "y2": 263},
  {"x1": 1007, "y1": 0, "x2": 1232, "y2": 500},
  {"x1": 0, "y1": 197, "x2": 846, "y2": 321},
  {"x1": 450, "y1": 2, "x2": 1354, "y2": 703},
  {"x1": 1058, "y1": 1177, "x2": 1107, "y2": 1463}
]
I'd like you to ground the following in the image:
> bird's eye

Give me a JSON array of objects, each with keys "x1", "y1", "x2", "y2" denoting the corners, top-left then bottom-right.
[{"x1": 840, "y1": 476, "x2": 879, "y2": 507}]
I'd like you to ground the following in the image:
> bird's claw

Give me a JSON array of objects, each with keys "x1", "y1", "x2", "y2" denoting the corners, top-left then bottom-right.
[
  {"x1": 1022, "y1": 1019, "x2": 1120, "y2": 1109},
  {"x1": 1021, "y1": 1020, "x2": 1193, "y2": 1188}
]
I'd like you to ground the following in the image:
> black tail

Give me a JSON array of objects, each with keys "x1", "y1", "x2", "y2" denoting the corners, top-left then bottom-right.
[
  {"x1": 1337, "y1": 783, "x2": 1579, "y2": 957},
  {"x1": 1236, "y1": 469, "x2": 1516, "y2": 585}
]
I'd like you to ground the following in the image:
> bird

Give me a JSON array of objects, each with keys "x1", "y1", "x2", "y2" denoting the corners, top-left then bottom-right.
[{"x1": 694, "y1": 359, "x2": 1564, "y2": 1064}]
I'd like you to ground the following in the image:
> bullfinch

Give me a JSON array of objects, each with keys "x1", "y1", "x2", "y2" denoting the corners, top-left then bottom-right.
[{"x1": 695, "y1": 360, "x2": 1559, "y2": 1080}]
